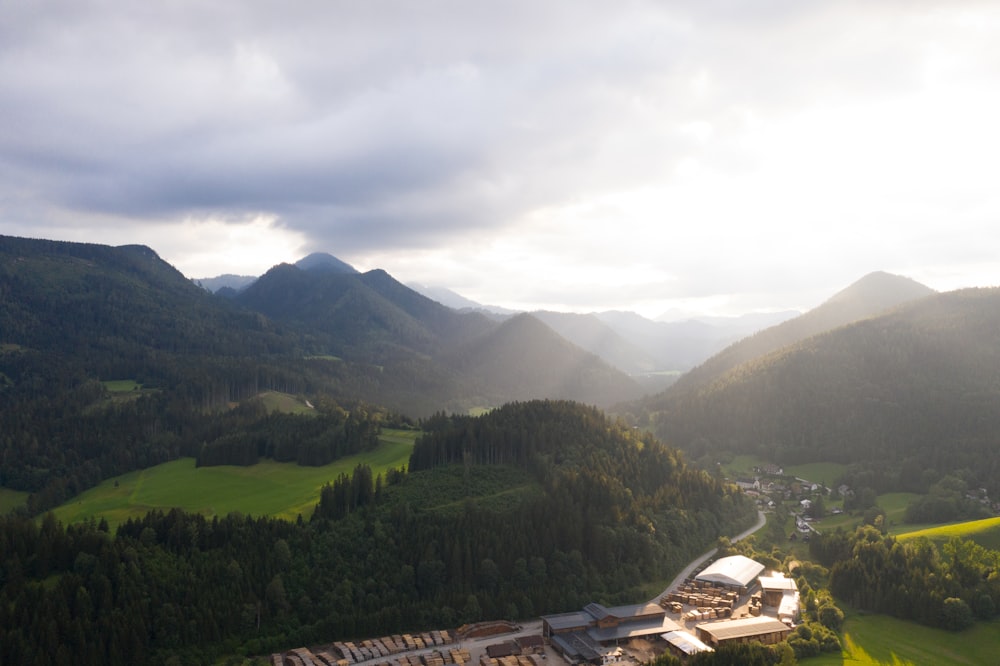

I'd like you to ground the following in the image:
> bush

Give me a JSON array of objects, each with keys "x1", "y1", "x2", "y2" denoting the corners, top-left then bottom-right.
[
  {"x1": 941, "y1": 597, "x2": 974, "y2": 631},
  {"x1": 818, "y1": 603, "x2": 845, "y2": 630}
]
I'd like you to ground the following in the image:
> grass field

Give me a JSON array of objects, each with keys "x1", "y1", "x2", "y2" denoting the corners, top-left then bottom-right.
[
  {"x1": 102, "y1": 379, "x2": 141, "y2": 392},
  {"x1": 784, "y1": 462, "x2": 847, "y2": 487},
  {"x1": 0, "y1": 487, "x2": 28, "y2": 514},
  {"x1": 257, "y1": 390, "x2": 314, "y2": 414},
  {"x1": 50, "y1": 428, "x2": 418, "y2": 529},
  {"x1": 897, "y1": 516, "x2": 1000, "y2": 550},
  {"x1": 803, "y1": 612, "x2": 1000, "y2": 665}
]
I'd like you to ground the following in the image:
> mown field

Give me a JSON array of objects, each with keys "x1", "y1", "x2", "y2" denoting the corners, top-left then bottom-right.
[
  {"x1": 49, "y1": 428, "x2": 418, "y2": 529},
  {"x1": 897, "y1": 516, "x2": 1000, "y2": 550},
  {"x1": 805, "y1": 612, "x2": 1000, "y2": 666}
]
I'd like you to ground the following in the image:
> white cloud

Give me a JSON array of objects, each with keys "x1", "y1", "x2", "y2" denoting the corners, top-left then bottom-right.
[{"x1": 1, "y1": 1, "x2": 999, "y2": 315}]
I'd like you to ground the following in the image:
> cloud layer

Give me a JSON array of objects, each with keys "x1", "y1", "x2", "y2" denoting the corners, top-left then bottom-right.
[{"x1": 2, "y1": 1, "x2": 999, "y2": 315}]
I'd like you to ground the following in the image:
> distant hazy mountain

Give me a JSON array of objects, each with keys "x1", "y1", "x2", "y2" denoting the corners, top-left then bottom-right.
[
  {"x1": 445, "y1": 313, "x2": 644, "y2": 405},
  {"x1": 407, "y1": 282, "x2": 519, "y2": 315},
  {"x1": 531, "y1": 311, "x2": 660, "y2": 375},
  {"x1": 194, "y1": 274, "x2": 258, "y2": 293},
  {"x1": 667, "y1": 271, "x2": 935, "y2": 394},
  {"x1": 648, "y1": 286, "x2": 1000, "y2": 497},
  {"x1": 410, "y1": 284, "x2": 799, "y2": 377},
  {"x1": 194, "y1": 252, "x2": 356, "y2": 294}
]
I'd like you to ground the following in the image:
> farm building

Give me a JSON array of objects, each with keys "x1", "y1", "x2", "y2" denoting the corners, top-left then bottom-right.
[
  {"x1": 542, "y1": 602, "x2": 681, "y2": 663},
  {"x1": 694, "y1": 555, "x2": 765, "y2": 592},
  {"x1": 694, "y1": 616, "x2": 791, "y2": 648}
]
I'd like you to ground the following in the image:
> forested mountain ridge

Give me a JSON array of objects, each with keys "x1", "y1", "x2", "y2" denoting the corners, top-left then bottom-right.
[
  {"x1": 649, "y1": 286, "x2": 1000, "y2": 496},
  {"x1": 663, "y1": 271, "x2": 935, "y2": 395},
  {"x1": 442, "y1": 313, "x2": 644, "y2": 405},
  {"x1": 0, "y1": 400, "x2": 757, "y2": 664},
  {"x1": 0, "y1": 234, "x2": 640, "y2": 511}
]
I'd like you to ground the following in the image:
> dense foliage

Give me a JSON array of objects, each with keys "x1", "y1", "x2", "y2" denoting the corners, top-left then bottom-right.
[
  {"x1": 814, "y1": 526, "x2": 1000, "y2": 629},
  {"x1": 0, "y1": 400, "x2": 756, "y2": 665}
]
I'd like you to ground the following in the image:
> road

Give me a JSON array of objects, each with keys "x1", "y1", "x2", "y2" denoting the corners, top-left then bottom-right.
[{"x1": 653, "y1": 510, "x2": 767, "y2": 603}]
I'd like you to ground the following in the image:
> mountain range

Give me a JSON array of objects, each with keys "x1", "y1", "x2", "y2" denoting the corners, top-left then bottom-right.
[
  {"x1": 199, "y1": 255, "x2": 801, "y2": 385},
  {"x1": 6, "y1": 232, "x2": 1000, "y2": 503}
]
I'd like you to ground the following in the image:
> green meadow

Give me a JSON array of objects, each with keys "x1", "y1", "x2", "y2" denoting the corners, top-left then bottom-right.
[
  {"x1": 256, "y1": 390, "x2": 314, "y2": 414},
  {"x1": 897, "y1": 516, "x2": 1000, "y2": 550},
  {"x1": 50, "y1": 428, "x2": 417, "y2": 529},
  {"x1": 805, "y1": 612, "x2": 1000, "y2": 666},
  {"x1": 784, "y1": 462, "x2": 847, "y2": 486}
]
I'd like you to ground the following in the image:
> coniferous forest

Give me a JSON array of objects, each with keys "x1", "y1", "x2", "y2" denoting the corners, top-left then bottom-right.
[{"x1": 0, "y1": 400, "x2": 756, "y2": 665}]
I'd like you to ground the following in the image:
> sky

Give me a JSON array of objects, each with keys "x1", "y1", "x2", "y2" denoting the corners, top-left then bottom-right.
[{"x1": 1, "y1": 1, "x2": 999, "y2": 319}]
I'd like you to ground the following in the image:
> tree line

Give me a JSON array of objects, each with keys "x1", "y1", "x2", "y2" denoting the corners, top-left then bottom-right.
[{"x1": 812, "y1": 526, "x2": 1000, "y2": 630}]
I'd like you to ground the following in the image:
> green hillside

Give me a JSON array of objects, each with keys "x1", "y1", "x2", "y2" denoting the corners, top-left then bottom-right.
[
  {"x1": 649, "y1": 287, "x2": 1000, "y2": 497},
  {"x1": 898, "y1": 516, "x2": 1000, "y2": 550},
  {"x1": 50, "y1": 429, "x2": 417, "y2": 529},
  {"x1": 0, "y1": 234, "x2": 643, "y2": 517}
]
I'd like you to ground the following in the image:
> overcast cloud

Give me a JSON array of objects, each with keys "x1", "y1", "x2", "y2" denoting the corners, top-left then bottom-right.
[{"x1": 2, "y1": 1, "x2": 998, "y2": 317}]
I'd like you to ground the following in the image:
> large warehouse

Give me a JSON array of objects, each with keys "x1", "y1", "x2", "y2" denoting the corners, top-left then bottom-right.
[{"x1": 694, "y1": 555, "x2": 765, "y2": 592}]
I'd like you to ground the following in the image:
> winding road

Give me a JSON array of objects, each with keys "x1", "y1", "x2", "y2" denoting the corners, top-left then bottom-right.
[{"x1": 653, "y1": 510, "x2": 767, "y2": 603}]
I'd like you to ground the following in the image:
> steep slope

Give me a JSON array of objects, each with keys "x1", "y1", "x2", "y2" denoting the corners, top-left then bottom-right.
[
  {"x1": 667, "y1": 271, "x2": 935, "y2": 394},
  {"x1": 445, "y1": 313, "x2": 643, "y2": 407},
  {"x1": 295, "y1": 251, "x2": 358, "y2": 274},
  {"x1": 531, "y1": 310, "x2": 659, "y2": 374},
  {"x1": 652, "y1": 287, "x2": 1000, "y2": 494},
  {"x1": 0, "y1": 235, "x2": 293, "y2": 362},
  {"x1": 235, "y1": 264, "x2": 495, "y2": 360}
]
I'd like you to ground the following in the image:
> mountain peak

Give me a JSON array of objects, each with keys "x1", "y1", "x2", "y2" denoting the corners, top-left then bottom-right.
[
  {"x1": 821, "y1": 271, "x2": 936, "y2": 317},
  {"x1": 295, "y1": 252, "x2": 357, "y2": 274}
]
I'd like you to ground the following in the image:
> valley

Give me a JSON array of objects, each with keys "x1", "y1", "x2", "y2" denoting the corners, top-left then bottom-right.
[{"x1": 3, "y1": 234, "x2": 1000, "y2": 665}]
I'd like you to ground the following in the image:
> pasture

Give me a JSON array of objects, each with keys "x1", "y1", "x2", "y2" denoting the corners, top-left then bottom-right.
[
  {"x1": 102, "y1": 379, "x2": 141, "y2": 392},
  {"x1": 784, "y1": 462, "x2": 846, "y2": 487},
  {"x1": 897, "y1": 516, "x2": 1000, "y2": 550},
  {"x1": 50, "y1": 428, "x2": 417, "y2": 529},
  {"x1": 806, "y1": 612, "x2": 1000, "y2": 665}
]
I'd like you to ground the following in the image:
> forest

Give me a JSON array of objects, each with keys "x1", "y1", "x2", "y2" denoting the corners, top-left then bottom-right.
[
  {"x1": 644, "y1": 287, "x2": 1000, "y2": 497},
  {"x1": 813, "y1": 526, "x2": 1000, "y2": 630},
  {"x1": 0, "y1": 400, "x2": 757, "y2": 665}
]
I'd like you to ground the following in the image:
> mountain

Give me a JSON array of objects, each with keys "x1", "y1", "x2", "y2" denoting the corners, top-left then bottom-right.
[
  {"x1": 531, "y1": 311, "x2": 660, "y2": 374},
  {"x1": 194, "y1": 273, "x2": 257, "y2": 293},
  {"x1": 235, "y1": 264, "x2": 496, "y2": 360},
  {"x1": 235, "y1": 264, "x2": 642, "y2": 410},
  {"x1": 649, "y1": 286, "x2": 1000, "y2": 496},
  {"x1": 0, "y1": 234, "x2": 642, "y2": 511},
  {"x1": 407, "y1": 282, "x2": 519, "y2": 315},
  {"x1": 666, "y1": 271, "x2": 935, "y2": 394},
  {"x1": 295, "y1": 251, "x2": 358, "y2": 274},
  {"x1": 192, "y1": 252, "x2": 356, "y2": 294},
  {"x1": 445, "y1": 313, "x2": 644, "y2": 406}
]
